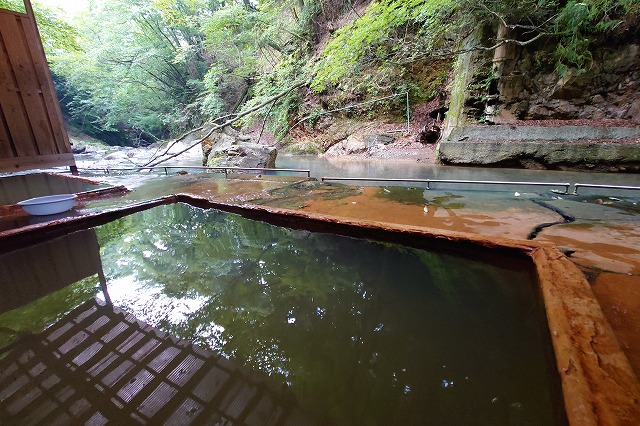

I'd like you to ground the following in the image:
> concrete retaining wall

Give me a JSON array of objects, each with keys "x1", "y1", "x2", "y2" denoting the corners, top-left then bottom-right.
[{"x1": 438, "y1": 126, "x2": 640, "y2": 171}]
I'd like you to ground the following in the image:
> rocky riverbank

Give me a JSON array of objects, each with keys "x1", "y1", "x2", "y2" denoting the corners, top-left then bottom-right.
[{"x1": 68, "y1": 115, "x2": 640, "y2": 172}]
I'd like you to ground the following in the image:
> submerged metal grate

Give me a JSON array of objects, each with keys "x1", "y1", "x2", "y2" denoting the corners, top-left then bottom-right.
[{"x1": 0, "y1": 298, "x2": 313, "y2": 425}]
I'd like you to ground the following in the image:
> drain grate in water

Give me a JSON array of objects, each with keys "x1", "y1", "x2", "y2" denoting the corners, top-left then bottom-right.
[{"x1": 0, "y1": 298, "x2": 312, "y2": 425}]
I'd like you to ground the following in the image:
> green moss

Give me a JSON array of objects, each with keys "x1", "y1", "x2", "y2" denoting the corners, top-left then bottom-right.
[
  {"x1": 426, "y1": 193, "x2": 466, "y2": 209},
  {"x1": 374, "y1": 187, "x2": 425, "y2": 205},
  {"x1": 446, "y1": 54, "x2": 468, "y2": 130},
  {"x1": 407, "y1": 59, "x2": 452, "y2": 103},
  {"x1": 251, "y1": 181, "x2": 362, "y2": 209},
  {"x1": 282, "y1": 142, "x2": 322, "y2": 155}
]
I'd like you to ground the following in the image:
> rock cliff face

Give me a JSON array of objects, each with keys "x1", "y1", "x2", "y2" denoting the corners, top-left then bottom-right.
[
  {"x1": 493, "y1": 44, "x2": 640, "y2": 124},
  {"x1": 446, "y1": 28, "x2": 640, "y2": 128},
  {"x1": 439, "y1": 28, "x2": 640, "y2": 170}
]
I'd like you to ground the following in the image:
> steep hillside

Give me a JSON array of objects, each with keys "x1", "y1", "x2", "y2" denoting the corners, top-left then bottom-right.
[
  {"x1": 285, "y1": 0, "x2": 640, "y2": 169},
  {"x1": 22, "y1": 0, "x2": 639, "y2": 169}
]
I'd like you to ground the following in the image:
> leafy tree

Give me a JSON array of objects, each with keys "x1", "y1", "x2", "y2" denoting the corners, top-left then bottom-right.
[
  {"x1": 198, "y1": 3, "x2": 259, "y2": 118},
  {"x1": 50, "y1": 0, "x2": 217, "y2": 144},
  {"x1": 0, "y1": 0, "x2": 80, "y2": 55},
  {"x1": 311, "y1": 0, "x2": 455, "y2": 94},
  {"x1": 18, "y1": 0, "x2": 638, "y2": 146}
]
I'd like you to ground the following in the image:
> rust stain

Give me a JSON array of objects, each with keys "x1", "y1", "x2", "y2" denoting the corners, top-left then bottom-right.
[
  {"x1": 592, "y1": 272, "x2": 640, "y2": 380},
  {"x1": 538, "y1": 223, "x2": 640, "y2": 275},
  {"x1": 533, "y1": 246, "x2": 640, "y2": 425},
  {"x1": 288, "y1": 187, "x2": 559, "y2": 240}
]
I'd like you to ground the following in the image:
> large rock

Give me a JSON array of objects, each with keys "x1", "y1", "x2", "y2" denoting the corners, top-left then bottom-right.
[
  {"x1": 364, "y1": 134, "x2": 395, "y2": 147},
  {"x1": 324, "y1": 134, "x2": 367, "y2": 157},
  {"x1": 201, "y1": 126, "x2": 251, "y2": 164},
  {"x1": 71, "y1": 142, "x2": 87, "y2": 154},
  {"x1": 447, "y1": 125, "x2": 640, "y2": 142},
  {"x1": 438, "y1": 125, "x2": 640, "y2": 171},
  {"x1": 207, "y1": 143, "x2": 277, "y2": 169},
  {"x1": 203, "y1": 127, "x2": 276, "y2": 169}
]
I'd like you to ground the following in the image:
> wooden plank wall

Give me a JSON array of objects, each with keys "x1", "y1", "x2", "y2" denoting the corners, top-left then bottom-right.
[{"x1": 0, "y1": 5, "x2": 75, "y2": 172}]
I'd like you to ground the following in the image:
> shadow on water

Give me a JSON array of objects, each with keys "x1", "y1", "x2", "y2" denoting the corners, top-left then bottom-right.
[
  {"x1": 0, "y1": 203, "x2": 561, "y2": 425},
  {"x1": 0, "y1": 173, "x2": 105, "y2": 205}
]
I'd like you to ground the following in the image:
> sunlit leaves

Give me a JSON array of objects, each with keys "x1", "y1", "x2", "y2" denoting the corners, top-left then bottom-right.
[
  {"x1": 0, "y1": 0, "x2": 25, "y2": 13},
  {"x1": 50, "y1": 0, "x2": 214, "y2": 142},
  {"x1": 0, "y1": 0, "x2": 81, "y2": 55},
  {"x1": 311, "y1": 0, "x2": 455, "y2": 93}
]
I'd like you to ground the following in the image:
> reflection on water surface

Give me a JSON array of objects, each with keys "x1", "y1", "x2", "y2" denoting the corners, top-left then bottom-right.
[
  {"x1": 0, "y1": 173, "x2": 104, "y2": 205},
  {"x1": 1, "y1": 203, "x2": 560, "y2": 425}
]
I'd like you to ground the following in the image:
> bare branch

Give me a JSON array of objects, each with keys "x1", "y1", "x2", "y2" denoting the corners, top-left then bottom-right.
[
  {"x1": 479, "y1": 3, "x2": 559, "y2": 32},
  {"x1": 480, "y1": 3, "x2": 509, "y2": 29},
  {"x1": 141, "y1": 81, "x2": 308, "y2": 167},
  {"x1": 393, "y1": 31, "x2": 549, "y2": 66},
  {"x1": 257, "y1": 100, "x2": 276, "y2": 144}
]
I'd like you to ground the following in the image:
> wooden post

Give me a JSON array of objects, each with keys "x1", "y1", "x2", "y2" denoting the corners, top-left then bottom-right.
[
  {"x1": 24, "y1": 0, "x2": 72, "y2": 156},
  {"x1": 0, "y1": 0, "x2": 78, "y2": 172}
]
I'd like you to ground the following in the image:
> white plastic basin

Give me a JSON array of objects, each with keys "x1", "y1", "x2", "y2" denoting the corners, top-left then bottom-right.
[{"x1": 17, "y1": 194, "x2": 78, "y2": 216}]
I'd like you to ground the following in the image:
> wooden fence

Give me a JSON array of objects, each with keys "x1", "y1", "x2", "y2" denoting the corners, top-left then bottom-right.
[{"x1": 0, "y1": 0, "x2": 75, "y2": 172}]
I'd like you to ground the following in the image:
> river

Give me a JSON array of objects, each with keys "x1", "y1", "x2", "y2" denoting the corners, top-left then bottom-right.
[
  {"x1": 73, "y1": 140, "x2": 640, "y2": 196},
  {"x1": 275, "y1": 155, "x2": 640, "y2": 198}
]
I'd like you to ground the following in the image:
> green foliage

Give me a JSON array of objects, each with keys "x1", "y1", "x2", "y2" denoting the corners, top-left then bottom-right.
[
  {"x1": 247, "y1": 54, "x2": 309, "y2": 138},
  {"x1": 0, "y1": 0, "x2": 24, "y2": 13},
  {"x1": 209, "y1": 0, "x2": 321, "y2": 138},
  {"x1": 460, "y1": 0, "x2": 638, "y2": 74},
  {"x1": 50, "y1": 0, "x2": 214, "y2": 144},
  {"x1": 311, "y1": 0, "x2": 455, "y2": 93},
  {"x1": 46, "y1": 0, "x2": 326, "y2": 143},
  {"x1": 29, "y1": 0, "x2": 638, "y2": 146},
  {"x1": 197, "y1": 65, "x2": 226, "y2": 118},
  {"x1": 196, "y1": 3, "x2": 259, "y2": 117},
  {"x1": 552, "y1": 0, "x2": 636, "y2": 73},
  {"x1": 0, "y1": 0, "x2": 81, "y2": 55}
]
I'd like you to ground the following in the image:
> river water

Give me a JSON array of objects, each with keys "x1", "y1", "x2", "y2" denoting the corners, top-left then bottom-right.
[
  {"x1": 73, "y1": 141, "x2": 640, "y2": 197},
  {"x1": 276, "y1": 155, "x2": 640, "y2": 196}
]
